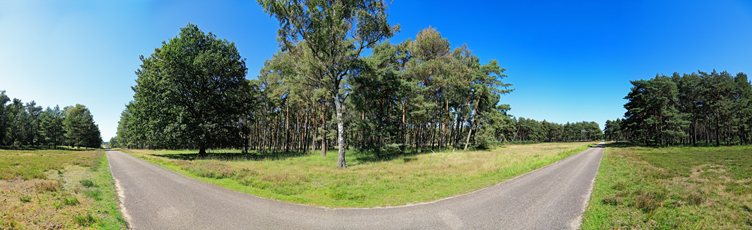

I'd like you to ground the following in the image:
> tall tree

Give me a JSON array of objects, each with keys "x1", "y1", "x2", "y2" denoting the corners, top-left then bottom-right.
[
  {"x1": 24, "y1": 101, "x2": 43, "y2": 146},
  {"x1": 620, "y1": 70, "x2": 750, "y2": 146},
  {"x1": 63, "y1": 104, "x2": 101, "y2": 149},
  {"x1": 8, "y1": 98, "x2": 25, "y2": 146},
  {"x1": 259, "y1": 0, "x2": 395, "y2": 168},
  {"x1": 128, "y1": 23, "x2": 253, "y2": 156},
  {"x1": 0, "y1": 91, "x2": 9, "y2": 145},
  {"x1": 39, "y1": 105, "x2": 65, "y2": 148}
]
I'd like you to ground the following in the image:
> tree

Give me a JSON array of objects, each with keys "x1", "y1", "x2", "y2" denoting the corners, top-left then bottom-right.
[
  {"x1": 128, "y1": 23, "x2": 252, "y2": 156},
  {"x1": 259, "y1": 0, "x2": 395, "y2": 168},
  {"x1": 24, "y1": 101, "x2": 42, "y2": 146},
  {"x1": 63, "y1": 104, "x2": 101, "y2": 149},
  {"x1": 620, "y1": 70, "x2": 750, "y2": 146},
  {"x1": 8, "y1": 98, "x2": 26, "y2": 146},
  {"x1": 39, "y1": 105, "x2": 65, "y2": 149},
  {"x1": 0, "y1": 91, "x2": 9, "y2": 145}
]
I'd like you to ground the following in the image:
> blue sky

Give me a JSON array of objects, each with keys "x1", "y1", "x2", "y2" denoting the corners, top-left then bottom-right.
[{"x1": 1, "y1": 0, "x2": 751, "y2": 141}]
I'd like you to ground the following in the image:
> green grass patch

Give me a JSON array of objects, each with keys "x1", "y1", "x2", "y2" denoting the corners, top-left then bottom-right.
[
  {"x1": 581, "y1": 143, "x2": 752, "y2": 229},
  {"x1": 74, "y1": 213, "x2": 98, "y2": 227},
  {"x1": 80, "y1": 179, "x2": 96, "y2": 188},
  {"x1": 119, "y1": 141, "x2": 597, "y2": 208},
  {"x1": 0, "y1": 149, "x2": 126, "y2": 229}
]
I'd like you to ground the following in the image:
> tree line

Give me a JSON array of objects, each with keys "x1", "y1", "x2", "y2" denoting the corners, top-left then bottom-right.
[
  {"x1": 0, "y1": 90, "x2": 102, "y2": 149},
  {"x1": 510, "y1": 118, "x2": 602, "y2": 143},
  {"x1": 113, "y1": 1, "x2": 604, "y2": 168},
  {"x1": 606, "y1": 70, "x2": 752, "y2": 146}
]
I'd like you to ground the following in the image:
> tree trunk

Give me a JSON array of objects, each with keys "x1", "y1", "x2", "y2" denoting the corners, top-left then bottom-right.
[
  {"x1": 198, "y1": 147, "x2": 207, "y2": 158},
  {"x1": 464, "y1": 91, "x2": 483, "y2": 151},
  {"x1": 311, "y1": 100, "x2": 317, "y2": 153},
  {"x1": 321, "y1": 100, "x2": 327, "y2": 157},
  {"x1": 335, "y1": 93, "x2": 347, "y2": 169},
  {"x1": 285, "y1": 100, "x2": 290, "y2": 152}
]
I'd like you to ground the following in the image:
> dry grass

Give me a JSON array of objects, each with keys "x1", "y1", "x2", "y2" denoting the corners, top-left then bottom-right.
[
  {"x1": 581, "y1": 143, "x2": 752, "y2": 229},
  {"x1": 0, "y1": 149, "x2": 126, "y2": 229},
  {"x1": 121, "y1": 141, "x2": 597, "y2": 208}
]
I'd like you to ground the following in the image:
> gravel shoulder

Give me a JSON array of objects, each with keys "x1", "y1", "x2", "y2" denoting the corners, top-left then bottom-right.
[{"x1": 107, "y1": 142, "x2": 604, "y2": 229}]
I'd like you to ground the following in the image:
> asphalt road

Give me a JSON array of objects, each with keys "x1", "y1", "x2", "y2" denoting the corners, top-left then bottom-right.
[{"x1": 106, "y1": 142, "x2": 605, "y2": 229}]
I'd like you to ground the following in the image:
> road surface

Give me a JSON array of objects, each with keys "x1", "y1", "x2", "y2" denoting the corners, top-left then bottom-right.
[{"x1": 106, "y1": 142, "x2": 604, "y2": 229}]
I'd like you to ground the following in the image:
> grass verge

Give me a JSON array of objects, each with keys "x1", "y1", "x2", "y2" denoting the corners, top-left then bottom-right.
[
  {"x1": 581, "y1": 143, "x2": 752, "y2": 229},
  {"x1": 117, "y1": 141, "x2": 597, "y2": 208},
  {"x1": 0, "y1": 148, "x2": 126, "y2": 229}
]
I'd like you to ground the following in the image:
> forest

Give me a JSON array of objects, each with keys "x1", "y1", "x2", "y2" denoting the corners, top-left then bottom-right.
[
  {"x1": 605, "y1": 70, "x2": 752, "y2": 146},
  {"x1": 112, "y1": 1, "x2": 603, "y2": 168},
  {"x1": 0, "y1": 90, "x2": 102, "y2": 149}
]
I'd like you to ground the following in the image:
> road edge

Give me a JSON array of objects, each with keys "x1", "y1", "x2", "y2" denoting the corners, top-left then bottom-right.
[
  {"x1": 106, "y1": 150, "x2": 133, "y2": 229},
  {"x1": 568, "y1": 141, "x2": 605, "y2": 230}
]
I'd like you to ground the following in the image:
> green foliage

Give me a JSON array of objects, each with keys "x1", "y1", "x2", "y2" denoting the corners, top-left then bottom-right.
[
  {"x1": 259, "y1": 0, "x2": 395, "y2": 168},
  {"x1": 63, "y1": 104, "x2": 101, "y2": 148},
  {"x1": 619, "y1": 70, "x2": 752, "y2": 146},
  {"x1": 117, "y1": 23, "x2": 253, "y2": 154},
  {"x1": 39, "y1": 105, "x2": 65, "y2": 148},
  {"x1": 509, "y1": 118, "x2": 603, "y2": 143},
  {"x1": 0, "y1": 90, "x2": 101, "y2": 149}
]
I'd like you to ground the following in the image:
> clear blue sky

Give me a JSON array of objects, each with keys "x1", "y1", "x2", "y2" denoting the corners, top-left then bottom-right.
[{"x1": 2, "y1": 0, "x2": 751, "y2": 141}]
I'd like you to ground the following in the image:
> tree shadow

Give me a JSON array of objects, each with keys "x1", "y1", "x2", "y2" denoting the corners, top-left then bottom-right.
[
  {"x1": 605, "y1": 141, "x2": 641, "y2": 148},
  {"x1": 151, "y1": 150, "x2": 311, "y2": 161},
  {"x1": 606, "y1": 141, "x2": 729, "y2": 148},
  {"x1": 352, "y1": 146, "x2": 458, "y2": 163}
]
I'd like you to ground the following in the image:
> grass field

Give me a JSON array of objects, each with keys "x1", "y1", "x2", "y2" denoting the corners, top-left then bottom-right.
[
  {"x1": 117, "y1": 141, "x2": 597, "y2": 208},
  {"x1": 581, "y1": 143, "x2": 752, "y2": 229},
  {"x1": 0, "y1": 148, "x2": 126, "y2": 229}
]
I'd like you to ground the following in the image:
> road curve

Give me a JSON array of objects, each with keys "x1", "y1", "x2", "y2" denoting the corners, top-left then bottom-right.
[{"x1": 107, "y1": 142, "x2": 604, "y2": 229}]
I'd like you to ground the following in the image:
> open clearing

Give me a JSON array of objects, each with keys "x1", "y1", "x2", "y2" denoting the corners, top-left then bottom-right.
[
  {"x1": 0, "y1": 148, "x2": 126, "y2": 229},
  {"x1": 581, "y1": 143, "x2": 752, "y2": 229},
  {"x1": 118, "y1": 141, "x2": 598, "y2": 208},
  {"x1": 108, "y1": 142, "x2": 604, "y2": 229}
]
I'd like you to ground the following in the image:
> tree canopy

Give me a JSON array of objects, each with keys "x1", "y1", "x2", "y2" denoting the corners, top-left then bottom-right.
[
  {"x1": 611, "y1": 70, "x2": 752, "y2": 146},
  {"x1": 112, "y1": 8, "x2": 607, "y2": 168},
  {"x1": 115, "y1": 23, "x2": 254, "y2": 156},
  {"x1": 0, "y1": 90, "x2": 100, "y2": 148},
  {"x1": 258, "y1": 0, "x2": 395, "y2": 168}
]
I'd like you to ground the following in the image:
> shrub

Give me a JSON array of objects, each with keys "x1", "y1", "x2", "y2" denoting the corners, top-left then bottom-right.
[{"x1": 474, "y1": 132, "x2": 500, "y2": 150}]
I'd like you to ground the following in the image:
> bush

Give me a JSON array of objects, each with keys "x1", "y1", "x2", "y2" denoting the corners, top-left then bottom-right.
[
  {"x1": 381, "y1": 143, "x2": 403, "y2": 155},
  {"x1": 474, "y1": 132, "x2": 500, "y2": 150}
]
